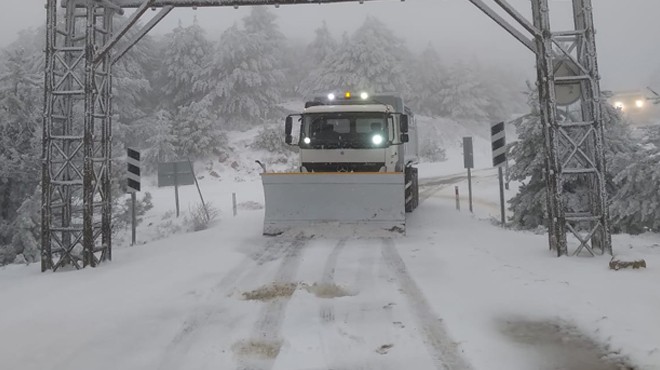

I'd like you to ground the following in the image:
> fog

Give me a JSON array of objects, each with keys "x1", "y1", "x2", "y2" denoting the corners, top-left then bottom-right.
[{"x1": 1, "y1": 0, "x2": 659, "y2": 91}]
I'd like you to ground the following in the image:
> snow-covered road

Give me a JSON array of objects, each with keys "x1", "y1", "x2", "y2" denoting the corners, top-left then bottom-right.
[{"x1": 1, "y1": 172, "x2": 658, "y2": 370}]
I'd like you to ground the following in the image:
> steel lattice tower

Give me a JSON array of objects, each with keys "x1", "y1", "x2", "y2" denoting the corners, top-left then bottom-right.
[
  {"x1": 42, "y1": 0, "x2": 113, "y2": 271},
  {"x1": 41, "y1": 0, "x2": 611, "y2": 271},
  {"x1": 531, "y1": 0, "x2": 611, "y2": 256}
]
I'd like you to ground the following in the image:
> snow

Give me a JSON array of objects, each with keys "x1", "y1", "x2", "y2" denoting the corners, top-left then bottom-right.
[{"x1": 1, "y1": 138, "x2": 659, "y2": 370}]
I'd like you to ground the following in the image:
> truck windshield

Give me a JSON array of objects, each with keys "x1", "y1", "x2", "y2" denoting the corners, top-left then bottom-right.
[{"x1": 300, "y1": 113, "x2": 389, "y2": 149}]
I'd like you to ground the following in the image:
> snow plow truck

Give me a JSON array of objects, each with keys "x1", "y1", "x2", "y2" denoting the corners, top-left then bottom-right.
[{"x1": 261, "y1": 92, "x2": 419, "y2": 236}]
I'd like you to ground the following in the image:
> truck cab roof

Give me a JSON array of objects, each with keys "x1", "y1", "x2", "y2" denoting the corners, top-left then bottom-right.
[{"x1": 303, "y1": 104, "x2": 394, "y2": 114}]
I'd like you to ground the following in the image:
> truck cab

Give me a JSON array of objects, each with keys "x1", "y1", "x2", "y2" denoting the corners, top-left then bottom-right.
[{"x1": 285, "y1": 93, "x2": 418, "y2": 173}]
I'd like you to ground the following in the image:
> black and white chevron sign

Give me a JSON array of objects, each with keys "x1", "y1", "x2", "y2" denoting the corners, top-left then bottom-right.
[
  {"x1": 491, "y1": 121, "x2": 506, "y2": 167},
  {"x1": 127, "y1": 148, "x2": 141, "y2": 192}
]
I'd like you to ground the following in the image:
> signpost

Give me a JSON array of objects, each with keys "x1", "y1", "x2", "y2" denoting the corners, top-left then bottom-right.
[
  {"x1": 157, "y1": 160, "x2": 208, "y2": 219},
  {"x1": 491, "y1": 122, "x2": 507, "y2": 226},
  {"x1": 127, "y1": 148, "x2": 141, "y2": 245},
  {"x1": 463, "y1": 137, "x2": 474, "y2": 213},
  {"x1": 158, "y1": 161, "x2": 194, "y2": 217}
]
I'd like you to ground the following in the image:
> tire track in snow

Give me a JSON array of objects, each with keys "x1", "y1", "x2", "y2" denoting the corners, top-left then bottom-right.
[
  {"x1": 236, "y1": 235, "x2": 309, "y2": 370},
  {"x1": 157, "y1": 238, "x2": 297, "y2": 370},
  {"x1": 418, "y1": 175, "x2": 465, "y2": 204},
  {"x1": 319, "y1": 238, "x2": 348, "y2": 323},
  {"x1": 381, "y1": 238, "x2": 473, "y2": 370}
]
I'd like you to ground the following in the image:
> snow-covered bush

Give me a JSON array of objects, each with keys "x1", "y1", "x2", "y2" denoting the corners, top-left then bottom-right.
[
  {"x1": 186, "y1": 202, "x2": 219, "y2": 231},
  {"x1": 419, "y1": 136, "x2": 447, "y2": 162},
  {"x1": 251, "y1": 126, "x2": 296, "y2": 155},
  {"x1": 112, "y1": 192, "x2": 154, "y2": 236},
  {"x1": 10, "y1": 186, "x2": 41, "y2": 264}
]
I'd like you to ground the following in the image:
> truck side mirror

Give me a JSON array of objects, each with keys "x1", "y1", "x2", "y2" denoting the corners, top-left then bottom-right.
[
  {"x1": 400, "y1": 133, "x2": 409, "y2": 143},
  {"x1": 285, "y1": 116, "x2": 293, "y2": 145},
  {"x1": 400, "y1": 115, "x2": 409, "y2": 133}
]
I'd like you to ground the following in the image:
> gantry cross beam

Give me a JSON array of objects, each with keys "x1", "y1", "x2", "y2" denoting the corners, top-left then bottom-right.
[{"x1": 42, "y1": 0, "x2": 610, "y2": 272}]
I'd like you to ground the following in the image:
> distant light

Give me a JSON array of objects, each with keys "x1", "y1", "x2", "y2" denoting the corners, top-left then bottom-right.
[
  {"x1": 360, "y1": 92, "x2": 369, "y2": 100},
  {"x1": 327, "y1": 93, "x2": 335, "y2": 101},
  {"x1": 372, "y1": 134, "x2": 383, "y2": 145},
  {"x1": 303, "y1": 137, "x2": 311, "y2": 144},
  {"x1": 614, "y1": 101, "x2": 625, "y2": 110},
  {"x1": 635, "y1": 99, "x2": 645, "y2": 108},
  {"x1": 344, "y1": 91, "x2": 351, "y2": 99}
]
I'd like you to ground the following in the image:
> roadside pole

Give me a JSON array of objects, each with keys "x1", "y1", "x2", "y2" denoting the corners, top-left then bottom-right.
[
  {"x1": 188, "y1": 160, "x2": 209, "y2": 220},
  {"x1": 463, "y1": 137, "x2": 474, "y2": 213},
  {"x1": 455, "y1": 186, "x2": 460, "y2": 211},
  {"x1": 498, "y1": 166, "x2": 505, "y2": 226},
  {"x1": 491, "y1": 122, "x2": 507, "y2": 227},
  {"x1": 126, "y1": 148, "x2": 141, "y2": 246},
  {"x1": 174, "y1": 165, "x2": 180, "y2": 218},
  {"x1": 131, "y1": 192, "x2": 137, "y2": 245}
]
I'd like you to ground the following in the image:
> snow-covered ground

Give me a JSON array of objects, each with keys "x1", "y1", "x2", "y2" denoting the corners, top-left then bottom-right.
[{"x1": 1, "y1": 135, "x2": 659, "y2": 370}]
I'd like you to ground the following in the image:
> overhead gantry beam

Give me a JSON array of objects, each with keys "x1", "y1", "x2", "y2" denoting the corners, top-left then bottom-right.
[{"x1": 106, "y1": 0, "x2": 387, "y2": 7}]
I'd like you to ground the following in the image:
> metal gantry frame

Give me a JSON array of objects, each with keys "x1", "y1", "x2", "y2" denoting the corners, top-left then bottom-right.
[
  {"x1": 469, "y1": 0, "x2": 611, "y2": 256},
  {"x1": 41, "y1": 0, "x2": 610, "y2": 271}
]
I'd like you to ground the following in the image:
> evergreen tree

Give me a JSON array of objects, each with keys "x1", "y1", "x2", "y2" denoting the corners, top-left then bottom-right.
[
  {"x1": 307, "y1": 21, "x2": 337, "y2": 65},
  {"x1": 438, "y1": 60, "x2": 489, "y2": 121},
  {"x1": 294, "y1": 22, "x2": 337, "y2": 96},
  {"x1": 508, "y1": 85, "x2": 639, "y2": 231},
  {"x1": 158, "y1": 18, "x2": 212, "y2": 109},
  {"x1": 209, "y1": 18, "x2": 284, "y2": 127},
  {"x1": 0, "y1": 29, "x2": 44, "y2": 262},
  {"x1": 506, "y1": 89, "x2": 547, "y2": 228},
  {"x1": 303, "y1": 17, "x2": 410, "y2": 95},
  {"x1": 607, "y1": 112, "x2": 660, "y2": 233},
  {"x1": 113, "y1": 17, "x2": 158, "y2": 147},
  {"x1": 171, "y1": 99, "x2": 225, "y2": 159},
  {"x1": 10, "y1": 186, "x2": 41, "y2": 264},
  {"x1": 143, "y1": 109, "x2": 177, "y2": 171},
  {"x1": 0, "y1": 35, "x2": 43, "y2": 229},
  {"x1": 409, "y1": 44, "x2": 446, "y2": 117}
]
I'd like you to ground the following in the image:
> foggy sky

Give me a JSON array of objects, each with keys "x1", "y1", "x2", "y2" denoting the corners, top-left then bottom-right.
[{"x1": 1, "y1": 0, "x2": 659, "y2": 91}]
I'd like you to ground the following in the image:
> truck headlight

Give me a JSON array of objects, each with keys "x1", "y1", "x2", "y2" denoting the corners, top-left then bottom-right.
[
  {"x1": 614, "y1": 101, "x2": 624, "y2": 110},
  {"x1": 372, "y1": 134, "x2": 383, "y2": 145},
  {"x1": 303, "y1": 137, "x2": 311, "y2": 144},
  {"x1": 636, "y1": 99, "x2": 644, "y2": 108}
]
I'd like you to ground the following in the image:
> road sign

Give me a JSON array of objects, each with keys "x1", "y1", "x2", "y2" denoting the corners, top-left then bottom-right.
[
  {"x1": 157, "y1": 161, "x2": 194, "y2": 187},
  {"x1": 127, "y1": 148, "x2": 140, "y2": 192},
  {"x1": 463, "y1": 137, "x2": 474, "y2": 169},
  {"x1": 491, "y1": 122, "x2": 506, "y2": 168}
]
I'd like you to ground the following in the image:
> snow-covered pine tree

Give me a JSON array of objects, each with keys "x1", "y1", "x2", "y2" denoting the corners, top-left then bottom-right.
[
  {"x1": 158, "y1": 18, "x2": 212, "y2": 110},
  {"x1": 0, "y1": 31, "x2": 43, "y2": 245},
  {"x1": 295, "y1": 22, "x2": 338, "y2": 96},
  {"x1": 302, "y1": 17, "x2": 410, "y2": 96},
  {"x1": 10, "y1": 186, "x2": 41, "y2": 264},
  {"x1": 508, "y1": 85, "x2": 639, "y2": 231},
  {"x1": 0, "y1": 29, "x2": 44, "y2": 264},
  {"x1": 307, "y1": 21, "x2": 337, "y2": 65},
  {"x1": 209, "y1": 18, "x2": 285, "y2": 128},
  {"x1": 408, "y1": 43, "x2": 446, "y2": 117},
  {"x1": 506, "y1": 87, "x2": 547, "y2": 229},
  {"x1": 113, "y1": 16, "x2": 158, "y2": 147},
  {"x1": 607, "y1": 109, "x2": 659, "y2": 233},
  {"x1": 171, "y1": 98, "x2": 226, "y2": 159},
  {"x1": 142, "y1": 109, "x2": 177, "y2": 171},
  {"x1": 438, "y1": 60, "x2": 489, "y2": 121}
]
